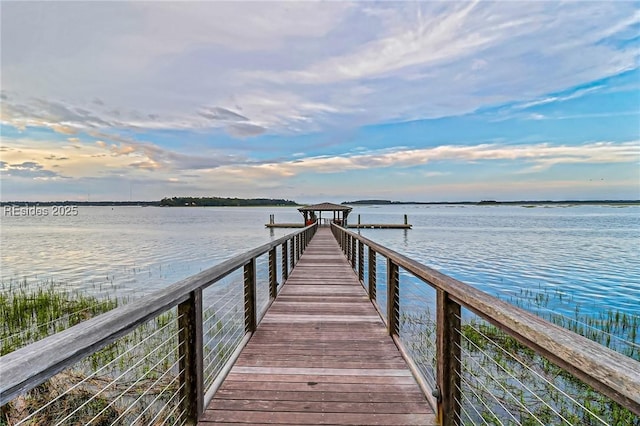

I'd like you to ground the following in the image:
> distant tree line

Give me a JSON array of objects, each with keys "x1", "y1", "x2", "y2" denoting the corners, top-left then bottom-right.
[
  {"x1": 342, "y1": 199, "x2": 640, "y2": 206},
  {"x1": 343, "y1": 200, "x2": 393, "y2": 205},
  {"x1": 159, "y1": 197, "x2": 298, "y2": 207}
]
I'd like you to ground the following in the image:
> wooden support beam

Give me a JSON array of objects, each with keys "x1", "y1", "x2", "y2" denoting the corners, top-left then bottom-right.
[
  {"x1": 290, "y1": 236, "x2": 295, "y2": 269},
  {"x1": 358, "y1": 240, "x2": 364, "y2": 283},
  {"x1": 281, "y1": 241, "x2": 288, "y2": 282},
  {"x1": 368, "y1": 247, "x2": 376, "y2": 301},
  {"x1": 387, "y1": 258, "x2": 399, "y2": 336},
  {"x1": 436, "y1": 289, "x2": 461, "y2": 426},
  {"x1": 268, "y1": 247, "x2": 277, "y2": 299},
  {"x1": 178, "y1": 288, "x2": 204, "y2": 423},
  {"x1": 244, "y1": 259, "x2": 257, "y2": 333}
]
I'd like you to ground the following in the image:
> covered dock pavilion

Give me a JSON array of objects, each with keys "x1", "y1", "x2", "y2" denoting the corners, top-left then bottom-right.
[{"x1": 298, "y1": 202, "x2": 352, "y2": 227}]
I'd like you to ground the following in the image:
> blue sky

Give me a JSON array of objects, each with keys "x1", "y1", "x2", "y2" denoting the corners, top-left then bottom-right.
[{"x1": 1, "y1": 1, "x2": 638, "y2": 203}]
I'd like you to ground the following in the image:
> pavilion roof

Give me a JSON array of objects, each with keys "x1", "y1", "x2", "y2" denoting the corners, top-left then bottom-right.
[{"x1": 298, "y1": 202, "x2": 352, "y2": 212}]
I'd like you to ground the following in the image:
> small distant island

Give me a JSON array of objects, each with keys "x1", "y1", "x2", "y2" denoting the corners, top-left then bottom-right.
[
  {"x1": 0, "y1": 197, "x2": 299, "y2": 207},
  {"x1": 159, "y1": 197, "x2": 298, "y2": 207}
]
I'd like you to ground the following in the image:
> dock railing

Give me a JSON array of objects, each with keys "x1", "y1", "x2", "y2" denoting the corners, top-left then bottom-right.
[
  {"x1": 331, "y1": 223, "x2": 640, "y2": 425},
  {"x1": 0, "y1": 224, "x2": 317, "y2": 425}
]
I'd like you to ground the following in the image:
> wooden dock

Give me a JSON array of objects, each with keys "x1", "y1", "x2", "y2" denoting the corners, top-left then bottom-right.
[
  {"x1": 4, "y1": 223, "x2": 639, "y2": 424},
  {"x1": 266, "y1": 223, "x2": 411, "y2": 229},
  {"x1": 265, "y1": 223, "x2": 305, "y2": 228},
  {"x1": 199, "y1": 228, "x2": 436, "y2": 425},
  {"x1": 347, "y1": 223, "x2": 411, "y2": 229}
]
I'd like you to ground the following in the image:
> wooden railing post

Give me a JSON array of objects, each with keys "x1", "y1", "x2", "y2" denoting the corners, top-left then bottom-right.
[
  {"x1": 244, "y1": 259, "x2": 257, "y2": 333},
  {"x1": 178, "y1": 288, "x2": 204, "y2": 423},
  {"x1": 269, "y1": 247, "x2": 277, "y2": 299},
  {"x1": 289, "y1": 237, "x2": 295, "y2": 269},
  {"x1": 281, "y1": 241, "x2": 288, "y2": 282},
  {"x1": 368, "y1": 247, "x2": 376, "y2": 301},
  {"x1": 358, "y1": 240, "x2": 364, "y2": 283},
  {"x1": 436, "y1": 289, "x2": 462, "y2": 426},
  {"x1": 297, "y1": 234, "x2": 301, "y2": 260},
  {"x1": 387, "y1": 258, "x2": 399, "y2": 336}
]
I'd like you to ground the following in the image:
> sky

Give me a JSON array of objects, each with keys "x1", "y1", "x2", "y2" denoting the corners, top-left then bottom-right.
[{"x1": 1, "y1": 1, "x2": 639, "y2": 203}]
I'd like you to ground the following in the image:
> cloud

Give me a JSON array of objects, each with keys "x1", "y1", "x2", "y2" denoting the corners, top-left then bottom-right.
[
  {"x1": 225, "y1": 141, "x2": 640, "y2": 178},
  {"x1": 110, "y1": 144, "x2": 137, "y2": 156},
  {"x1": 423, "y1": 171, "x2": 451, "y2": 178},
  {"x1": 2, "y1": 2, "x2": 636, "y2": 137},
  {"x1": 130, "y1": 160, "x2": 161, "y2": 170},
  {"x1": 500, "y1": 85, "x2": 607, "y2": 115},
  {"x1": 198, "y1": 107, "x2": 248, "y2": 122},
  {"x1": 1, "y1": 2, "x2": 638, "y2": 203},
  {"x1": 1, "y1": 161, "x2": 63, "y2": 179},
  {"x1": 226, "y1": 123, "x2": 266, "y2": 138}
]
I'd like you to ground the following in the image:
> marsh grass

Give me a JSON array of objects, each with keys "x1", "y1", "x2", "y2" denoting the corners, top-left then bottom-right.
[
  {"x1": 0, "y1": 280, "x2": 185, "y2": 425},
  {"x1": 457, "y1": 319, "x2": 639, "y2": 425},
  {"x1": 0, "y1": 279, "x2": 121, "y2": 355},
  {"x1": 1, "y1": 276, "x2": 249, "y2": 425},
  {"x1": 400, "y1": 291, "x2": 640, "y2": 426},
  {"x1": 507, "y1": 286, "x2": 639, "y2": 359}
]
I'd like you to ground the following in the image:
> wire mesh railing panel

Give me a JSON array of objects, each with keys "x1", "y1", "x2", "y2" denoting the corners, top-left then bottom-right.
[
  {"x1": 375, "y1": 254, "x2": 388, "y2": 324},
  {"x1": 276, "y1": 247, "x2": 284, "y2": 290},
  {"x1": 456, "y1": 307, "x2": 639, "y2": 426},
  {"x1": 255, "y1": 253, "x2": 271, "y2": 319},
  {"x1": 3, "y1": 307, "x2": 186, "y2": 426},
  {"x1": 201, "y1": 269, "x2": 245, "y2": 392},
  {"x1": 361, "y1": 243, "x2": 369, "y2": 295},
  {"x1": 397, "y1": 268, "x2": 438, "y2": 391}
]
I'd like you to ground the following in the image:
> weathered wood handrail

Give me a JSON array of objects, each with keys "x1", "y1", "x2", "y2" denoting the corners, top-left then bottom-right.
[
  {"x1": 331, "y1": 223, "x2": 640, "y2": 423},
  {"x1": 0, "y1": 223, "x2": 318, "y2": 415}
]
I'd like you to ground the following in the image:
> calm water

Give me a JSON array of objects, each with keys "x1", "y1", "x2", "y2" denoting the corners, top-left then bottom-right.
[
  {"x1": 356, "y1": 204, "x2": 640, "y2": 318},
  {"x1": 2, "y1": 204, "x2": 639, "y2": 319},
  {"x1": 0, "y1": 206, "x2": 301, "y2": 297}
]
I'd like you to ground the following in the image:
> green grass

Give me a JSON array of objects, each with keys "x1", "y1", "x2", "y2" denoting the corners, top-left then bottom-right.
[
  {"x1": 0, "y1": 279, "x2": 119, "y2": 355},
  {"x1": 508, "y1": 286, "x2": 639, "y2": 359},
  {"x1": 400, "y1": 301, "x2": 640, "y2": 426},
  {"x1": 0, "y1": 278, "x2": 243, "y2": 425},
  {"x1": 0, "y1": 280, "x2": 183, "y2": 425},
  {"x1": 458, "y1": 319, "x2": 639, "y2": 425}
]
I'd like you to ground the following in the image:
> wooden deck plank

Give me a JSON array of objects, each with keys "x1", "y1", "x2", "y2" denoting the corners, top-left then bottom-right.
[
  {"x1": 218, "y1": 381, "x2": 426, "y2": 393},
  {"x1": 200, "y1": 410, "x2": 433, "y2": 425},
  {"x1": 213, "y1": 389, "x2": 426, "y2": 402},
  {"x1": 223, "y1": 373, "x2": 418, "y2": 385},
  {"x1": 200, "y1": 227, "x2": 436, "y2": 425},
  {"x1": 206, "y1": 399, "x2": 432, "y2": 414}
]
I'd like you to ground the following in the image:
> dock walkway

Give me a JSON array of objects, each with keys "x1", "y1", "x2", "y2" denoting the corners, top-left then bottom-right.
[{"x1": 199, "y1": 227, "x2": 436, "y2": 425}]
